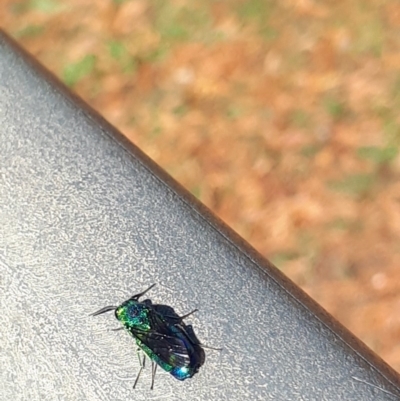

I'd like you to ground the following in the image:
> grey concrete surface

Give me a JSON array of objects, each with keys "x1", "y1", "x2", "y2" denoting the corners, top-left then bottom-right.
[{"x1": 1, "y1": 31, "x2": 400, "y2": 401}]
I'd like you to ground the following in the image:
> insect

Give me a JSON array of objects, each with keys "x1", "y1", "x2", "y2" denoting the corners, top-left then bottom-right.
[{"x1": 91, "y1": 284, "x2": 207, "y2": 389}]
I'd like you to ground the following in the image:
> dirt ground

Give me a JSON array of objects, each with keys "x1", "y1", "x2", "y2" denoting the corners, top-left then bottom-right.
[{"x1": 2, "y1": 0, "x2": 400, "y2": 372}]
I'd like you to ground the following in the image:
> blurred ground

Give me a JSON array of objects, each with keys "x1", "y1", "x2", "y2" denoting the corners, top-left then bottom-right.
[{"x1": 2, "y1": 0, "x2": 400, "y2": 371}]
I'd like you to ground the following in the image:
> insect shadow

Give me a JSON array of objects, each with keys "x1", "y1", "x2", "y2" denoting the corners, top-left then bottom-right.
[{"x1": 91, "y1": 284, "x2": 220, "y2": 389}]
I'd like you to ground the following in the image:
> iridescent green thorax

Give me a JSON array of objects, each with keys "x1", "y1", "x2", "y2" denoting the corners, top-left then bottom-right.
[{"x1": 115, "y1": 300, "x2": 152, "y2": 331}]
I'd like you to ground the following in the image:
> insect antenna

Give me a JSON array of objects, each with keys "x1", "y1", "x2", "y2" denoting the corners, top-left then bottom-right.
[
  {"x1": 90, "y1": 306, "x2": 116, "y2": 316},
  {"x1": 150, "y1": 361, "x2": 157, "y2": 390},
  {"x1": 133, "y1": 351, "x2": 145, "y2": 389},
  {"x1": 129, "y1": 283, "x2": 156, "y2": 301}
]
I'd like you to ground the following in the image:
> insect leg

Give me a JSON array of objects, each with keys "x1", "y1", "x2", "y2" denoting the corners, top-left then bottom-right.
[
  {"x1": 110, "y1": 327, "x2": 124, "y2": 332},
  {"x1": 137, "y1": 348, "x2": 146, "y2": 369},
  {"x1": 178, "y1": 309, "x2": 198, "y2": 320},
  {"x1": 129, "y1": 283, "x2": 156, "y2": 301},
  {"x1": 150, "y1": 361, "x2": 157, "y2": 390},
  {"x1": 133, "y1": 350, "x2": 145, "y2": 389},
  {"x1": 160, "y1": 309, "x2": 198, "y2": 322},
  {"x1": 90, "y1": 306, "x2": 116, "y2": 316}
]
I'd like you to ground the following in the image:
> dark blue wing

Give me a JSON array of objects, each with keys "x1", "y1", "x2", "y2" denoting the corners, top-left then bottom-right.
[{"x1": 128, "y1": 311, "x2": 192, "y2": 367}]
